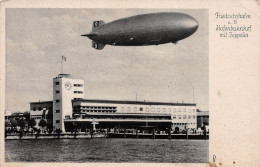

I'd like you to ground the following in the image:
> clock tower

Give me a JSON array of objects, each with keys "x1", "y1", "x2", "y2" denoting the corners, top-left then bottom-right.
[{"x1": 53, "y1": 74, "x2": 84, "y2": 132}]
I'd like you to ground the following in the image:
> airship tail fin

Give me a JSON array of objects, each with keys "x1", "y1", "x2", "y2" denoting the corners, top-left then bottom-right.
[
  {"x1": 92, "y1": 41, "x2": 105, "y2": 50},
  {"x1": 92, "y1": 20, "x2": 105, "y2": 30}
]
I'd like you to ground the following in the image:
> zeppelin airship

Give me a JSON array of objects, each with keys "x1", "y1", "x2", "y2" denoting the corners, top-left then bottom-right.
[{"x1": 81, "y1": 12, "x2": 199, "y2": 50}]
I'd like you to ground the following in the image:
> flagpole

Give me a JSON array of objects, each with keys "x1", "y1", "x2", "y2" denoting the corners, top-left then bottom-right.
[
  {"x1": 193, "y1": 86, "x2": 194, "y2": 103},
  {"x1": 61, "y1": 58, "x2": 63, "y2": 74}
]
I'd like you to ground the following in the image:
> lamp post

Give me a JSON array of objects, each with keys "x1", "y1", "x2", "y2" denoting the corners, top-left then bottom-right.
[{"x1": 186, "y1": 114, "x2": 189, "y2": 140}]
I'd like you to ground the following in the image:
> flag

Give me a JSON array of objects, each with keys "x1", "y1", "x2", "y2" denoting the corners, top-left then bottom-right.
[{"x1": 62, "y1": 56, "x2": 66, "y2": 61}]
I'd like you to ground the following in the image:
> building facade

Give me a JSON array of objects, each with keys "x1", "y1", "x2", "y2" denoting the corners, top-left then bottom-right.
[
  {"x1": 30, "y1": 101, "x2": 53, "y2": 128},
  {"x1": 66, "y1": 99, "x2": 197, "y2": 132},
  {"x1": 28, "y1": 74, "x2": 197, "y2": 133},
  {"x1": 52, "y1": 74, "x2": 84, "y2": 132},
  {"x1": 30, "y1": 101, "x2": 53, "y2": 111}
]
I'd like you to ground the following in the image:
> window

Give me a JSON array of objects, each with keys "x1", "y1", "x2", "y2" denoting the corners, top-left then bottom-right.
[
  {"x1": 173, "y1": 108, "x2": 176, "y2": 113},
  {"x1": 121, "y1": 107, "x2": 124, "y2": 112},
  {"x1": 183, "y1": 115, "x2": 187, "y2": 119},
  {"x1": 74, "y1": 91, "x2": 83, "y2": 94},
  {"x1": 193, "y1": 109, "x2": 196, "y2": 112},
  {"x1": 134, "y1": 107, "x2": 137, "y2": 112},
  {"x1": 139, "y1": 107, "x2": 143, "y2": 111},
  {"x1": 74, "y1": 84, "x2": 83, "y2": 87},
  {"x1": 74, "y1": 98, "x2": 83, "y2": 100},
  {"x1": 55, "y1": 90, "x2": 60, "y2": 94},
  {"x1": 56, "y1": 120, "x2": 60, "y2": 123},
  {"x1": 178, "y1": 108, "x2": 181, "y2": 112},
  {"x1": 55, "y1": 100, "x2": 60, "y2": 103},
  {"x1": 193, "y1": 115, "x2": 196, "y2": 119},
  {"x1": 55, "y1": 110, "x2": 60, "y2": 113},
  {"x1": 162, "y1": 108, "x2": 166, "y2": 112},
  {"x1": 151, "y1": 108, "x2": 155, "y2": 112},
  {"x1": 178, "y1": 115, "x2": 182, "y2": 119},
  {"x1": 188, "y1": 115, "x2": 191, "y2": 119},
  {"x1": 183, "y1": 108, "x2": 186, "y2": 112},
  {"x1": 168, "y1": 108, "x2": 171, "y2": 112},
  {"x1": 172, "y1": 115, "x2": 176, "y2": 119},
  {"x1": 38, "y1": 107, "x2": 42, "y2": 111},
  {"x1": 55, "y1": 82, "x2": 59, "y2": 85},
  {"x1": 188, "y1": 109, "x2": 191, "y2": 113},
  {"x1": 65, "y1": 115, "x2": 70, "y2": 119},
  {"x1": 127, "y1": 107, "x2": 130, "y2": 112},
  {"x1": 33, "y1": 107, "x2": 36, "y2": 111},
  {"x1": 157, "y1": 108, "x2": 160, "y2": 112},
  {"x1": 146, "y1": 107, "x2": 149, "y2": 112}
]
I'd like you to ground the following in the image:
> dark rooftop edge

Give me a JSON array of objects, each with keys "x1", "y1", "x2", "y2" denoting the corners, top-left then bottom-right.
[{"x1": 72, "y1": 99, "x2": 196, "y2": 106}]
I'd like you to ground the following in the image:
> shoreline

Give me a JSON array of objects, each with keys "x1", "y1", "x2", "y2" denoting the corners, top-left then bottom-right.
[{"x1": 5, "y1": 133, "x2": 209, "y2": 140}]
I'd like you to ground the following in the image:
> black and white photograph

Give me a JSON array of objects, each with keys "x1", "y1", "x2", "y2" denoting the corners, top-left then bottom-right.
[
  {"x1": 1, "y1": 0, "x2": 260, "y2": 166},
  {"x1": 5, "y1": 8, "x2": 209, "y2": 163}
]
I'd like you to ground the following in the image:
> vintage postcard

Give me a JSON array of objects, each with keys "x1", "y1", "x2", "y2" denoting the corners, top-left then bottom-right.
[{"x1": 0, "y1": 0, "x2": 259, "y2": 167}]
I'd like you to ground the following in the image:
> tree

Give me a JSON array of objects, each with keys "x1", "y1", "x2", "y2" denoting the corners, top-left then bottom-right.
[
  {"x1": 203, "y1": 119, "x2": 209, "y2": 126},
  {"x1": 174, "y1": 127, "x2": 180, "y2": 134},
  {"x1": 28, "y1": 118, "x2": 36, "y2": 128},
  {"x1": 47, "y1": 123, "x2": 53, "y2": 134},
  {"x1": 23, "y1": 111, "x2": 30, "y2": 121},
  {"x1": 39, "y1": 119, "x2": 47, "y2": 129},
  {"x1": 35, "y1": 129, "x2": 41, "y2": 139},
  {"x1": 18, "y1": 118, "x2": 26, "y2": 128},
  {"x1": 5, "y1": 120, "x2": 11, "y2": 127},
  {"x1": 56, "y1": 129, "x2": 62, "y2": 139},
  {"x1": 10, "y1": 119, "x2": 18, "y2": 128}
]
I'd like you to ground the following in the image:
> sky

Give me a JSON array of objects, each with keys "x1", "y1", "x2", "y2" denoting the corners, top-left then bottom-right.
[{"x1": 6, "y1": 8, "x2": 208, "y2": 112}]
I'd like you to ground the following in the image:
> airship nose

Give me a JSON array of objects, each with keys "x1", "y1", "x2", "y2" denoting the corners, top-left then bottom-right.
[
  {"x1": 190, "y1": 18, "x2": 199, "y2": 32},
  {"x1": 186, "y1": 16, "x2": 199, "y2": 34}
]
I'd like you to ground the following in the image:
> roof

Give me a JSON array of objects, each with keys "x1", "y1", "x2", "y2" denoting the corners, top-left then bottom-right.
[
  {"x1": 80, "y1": 112, "x2": 171, "y2": 116},
  {"x1": 55, "y1": 74, "x2": 71, "y2": 78},
  {"x1": 30, "y1": 101, "x2": 53, "y2": 104},
  {"x1": 72, "y1": 99, "x2": 196, "y2": 106}
]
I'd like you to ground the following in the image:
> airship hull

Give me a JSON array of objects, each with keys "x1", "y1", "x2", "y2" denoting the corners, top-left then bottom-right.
[{"x1": 82, "y1": 12, "x2": 199, "y2": 49}]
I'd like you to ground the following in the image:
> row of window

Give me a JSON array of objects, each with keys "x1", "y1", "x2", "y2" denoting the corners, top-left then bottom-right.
[
  {"x1": 173, "y1": 123, "x2": 196, "y2": 125},
  {"x1": 54, "y1": 82, "x2": 83, "y2": 87},
  {"x1": 121, "y1": 107, "x2": 196, "y2": 113},
  {"x1": 74, "y1": 84, "x2": 83, "y2": 87},
  {"x1": 121, "y1": 107, "x2": 142, "y2": 112},
  {"x1": 75, "y1": 106, "x2": 116, "y2": 110},
  {"x1": 54, "y1": 90, "x2": 83, "y2": 94},
  {"x1": 30, "y1": 116, "x2": 42, "y2": 119},
  {"x1": 74, "y1": 91, "x2": 83, "y2": 94},
  {"x1": 172, "y1": 115, "x2": 196, "y2": 119},
  {"x1": 32, "y1": 107, "x2": 52, "y2": 111},
  {"x1": 77, "y1": 110, "x2": 116, "y2": 113}
]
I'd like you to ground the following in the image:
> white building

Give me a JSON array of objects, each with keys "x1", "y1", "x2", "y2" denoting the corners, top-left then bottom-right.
[
  {"x1": 52, "y1": 74, "x2": 84, "y2": 132},
  {"x1": 29, "y1": 73, "x2": 197, "y2": 133},
  {"x1": 70, "y1": 99, "x2": 197, "y2": 131}
]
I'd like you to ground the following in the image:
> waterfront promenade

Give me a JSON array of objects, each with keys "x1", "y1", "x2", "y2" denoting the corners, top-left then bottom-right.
[{"x1": 5, "y1": 132, "x2": 209, "y2": 140}]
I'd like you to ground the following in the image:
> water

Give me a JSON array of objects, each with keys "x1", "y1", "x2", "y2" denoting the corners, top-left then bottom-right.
[{"x1": 5, "y1": 139, "x2": 208, "y2": 163}]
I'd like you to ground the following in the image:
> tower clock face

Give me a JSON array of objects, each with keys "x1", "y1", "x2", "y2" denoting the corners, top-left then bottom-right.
[{"x1": 65, "y1": 82, "x2": 72, "y2": 90}]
